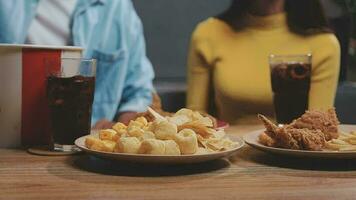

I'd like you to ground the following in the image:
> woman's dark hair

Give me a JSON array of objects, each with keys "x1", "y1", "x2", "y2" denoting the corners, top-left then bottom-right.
[{"x1": 217, "y1": 0, "x2": 331, "y2": 35}]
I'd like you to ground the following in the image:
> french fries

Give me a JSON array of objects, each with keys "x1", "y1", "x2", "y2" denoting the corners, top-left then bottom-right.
[{"x1": 325, "y1": 131, "x2": 356, "y2": 151}]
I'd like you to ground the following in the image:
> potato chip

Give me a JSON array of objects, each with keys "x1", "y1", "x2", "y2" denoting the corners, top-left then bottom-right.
[
  {"x1": 178, "y1": 121, "x2": 212, "y2": 138},
  {"x1": 221, "y1": 138, "x2": 237, "y2": 150},
  {"x1": 196, "y1": 134, "x2": 208, "y2": 148},
  {"x1": 193, "y1": 117, "x2": 213, "y2": 127},
  {"x1": 167, "y1": 115, "x2": 191, "y2": 126},
  {"x1": 205, "y1": 138, "x2": 225, "y2": 151},
  {"x1": 174, "y1": 108, "x2": 194, "y2": 117},
  {"x1": 191, "y1": 111, "x2": 204, "y2": 120},
  {"x1": 195, "y1": 147, "x2": 212, "y2": 154},
  {"x1": 212, "y1": 129, "x2": 225, "y2": 139}
]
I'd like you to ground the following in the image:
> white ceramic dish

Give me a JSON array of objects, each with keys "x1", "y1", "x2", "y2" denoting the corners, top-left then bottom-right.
[
  {"x1": 243, "y1": 124, "x2": 356, "y2": 159},
  {"x1": 75, "y1": 133, "x2": 244, "y2": 164}
]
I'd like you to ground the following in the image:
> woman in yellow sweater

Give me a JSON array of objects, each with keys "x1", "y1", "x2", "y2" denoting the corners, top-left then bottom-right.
[{"x1": 187, "y1": 0, "x2": 340, "y2": 124}]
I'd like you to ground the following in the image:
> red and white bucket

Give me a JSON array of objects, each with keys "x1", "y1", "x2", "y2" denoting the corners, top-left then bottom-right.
[{"x1": 0, "y1": 44, "x2": 83, "y2": 148}]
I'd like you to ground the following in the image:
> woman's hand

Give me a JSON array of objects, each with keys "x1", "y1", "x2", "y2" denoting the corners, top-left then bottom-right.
[
  {"x1": 92, "y1": 119, "x2": 115, "y2": 130},
  {"x1": 92, "y1": 112, "x2": 138, "y2": 130},
  {"x1": 117, "y1": 112, "x2": 137, "y2": 125}
]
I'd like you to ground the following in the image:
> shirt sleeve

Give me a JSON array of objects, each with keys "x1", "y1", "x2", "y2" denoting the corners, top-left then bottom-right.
[
  {"x1": 117, "y1": 0, "x2": 154, "y2": 114},
  {"x1": 186, "y1": 22, "x2": 214, "y2": 113},
  {"x1": 309, "y1": 34, "x2": 341, "y2": 110}
]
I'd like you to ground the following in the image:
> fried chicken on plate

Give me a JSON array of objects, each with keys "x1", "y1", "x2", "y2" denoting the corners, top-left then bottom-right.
[
  {"x1": 257, "y1": 108, "x2": 339, "y2": 151},
  {"x1": 287, "y1": 109, "x2": 339, "y2": 141},
  {"x1": 258, "y1": 115, "x2": 326, "y2": 151}
]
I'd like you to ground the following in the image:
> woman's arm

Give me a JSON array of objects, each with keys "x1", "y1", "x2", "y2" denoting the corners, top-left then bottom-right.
[
  {"x1": 186, "y1": 23, "x2": 214, "y2": 113},
  {"x1": 309, "y1": 34, "x2": 341, "y2": 110}
]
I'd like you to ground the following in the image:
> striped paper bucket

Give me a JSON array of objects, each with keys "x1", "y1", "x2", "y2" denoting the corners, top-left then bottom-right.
[{"x1": 0, "y1": 44, "x2": 83, "y2": 148}]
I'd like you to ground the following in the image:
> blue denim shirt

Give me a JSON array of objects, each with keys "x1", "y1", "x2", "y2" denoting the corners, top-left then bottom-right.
[{"x1": 0, "y1": 0, "x2": 154, "y2": 124}]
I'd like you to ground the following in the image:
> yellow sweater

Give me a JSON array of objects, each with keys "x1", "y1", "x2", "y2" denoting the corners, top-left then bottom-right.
[{"x1": 187, "y1": 13, "x2": 340, "y2": 124}]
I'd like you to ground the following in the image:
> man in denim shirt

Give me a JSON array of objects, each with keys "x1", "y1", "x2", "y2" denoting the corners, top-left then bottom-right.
[{"x1": 0, "y1": 0, "x2": 155, "y2": 128}]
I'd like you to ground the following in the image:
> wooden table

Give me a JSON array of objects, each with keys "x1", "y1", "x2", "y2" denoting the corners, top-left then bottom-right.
[{"x1": 2, "y1": 124, "x2": 356, "y2": 200}]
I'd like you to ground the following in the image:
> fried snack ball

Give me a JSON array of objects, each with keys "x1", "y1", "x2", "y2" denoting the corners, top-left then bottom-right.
[
  {"x1": 154, "y1": 121, "x2": 177, "y2": 140},
  {"x1": 112, "y1": 122, "x2": 127, "y2": 132},
  {"x1": 112, "y1": 122, "x2": 128, "y2": 138},
  {"x1": 143, "y1": 122, "x2": 155, "y2": 132},
  {"x1": 117, "y1": 129, "x2": 128, "y2": 137},
  {"x1": 138, "y1": 139, "x2": 166, "y2": 155},
  {"x1": 114, "y1": 137, "x2": 141, "y2": 154},
  {"x1": 112, "y1": 132, "x2": 128, "y2": 142},
  {"x1": 135, "y1": 116, "x2": 148, "y2": 127},
  {"x1": 164, "y1": 140, "x2": 181, "y2": 155},
  {"x1": 88, "y1": 139, "x2": 116, "y2": 152},
  {"x1": 101, "y1": 140, "x2": 116, "y2": 152},
  {"x1": 138, "y1": 131, "x2": 156, "y2": 141},
  {"x1": 128, "y1": 120, "x2": 144, "y2": 129},
  {"x1": 99, "y1": 129, "x2": 117, "y2": 141},
  {"x1": 85, "y1": 136, "x2": 101, "y2": 148},
  {"x1": 174, "y1": 129, "x2": 198, "y2": 154},
  {"x1": 127, "y1": 126, "x2": 144, "y2": 137}
]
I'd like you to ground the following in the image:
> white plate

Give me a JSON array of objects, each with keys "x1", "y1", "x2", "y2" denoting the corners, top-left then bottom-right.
[
  {"x1": 243, "y1": 124, "x2": 356, "y2": 159},
  {"x1": 75, "y1": 134, "x2": 244, "y2": 164}
]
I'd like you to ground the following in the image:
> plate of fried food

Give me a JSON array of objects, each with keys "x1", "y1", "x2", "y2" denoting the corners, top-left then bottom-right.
[
  {"x1": 243, "y1": 108, "x2": 356, "y2": 159},
  {"x1": 75, "y1": 108, "x2": 244, "y2": 164}
]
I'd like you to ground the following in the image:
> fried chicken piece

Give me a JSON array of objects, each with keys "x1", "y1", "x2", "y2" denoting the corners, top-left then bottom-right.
[
  {"x1": 258, "y1": 132, "x2": 276, "y2": 147},
  {"x1": 258, "y1": 114, "x2": 326, "y2": 151},
  {"x1": 278, "y1": 128, "x2": 326, "y2": 151},
  {"x1": 288, "y1": 108, "x2": 339, "y2": 141}
]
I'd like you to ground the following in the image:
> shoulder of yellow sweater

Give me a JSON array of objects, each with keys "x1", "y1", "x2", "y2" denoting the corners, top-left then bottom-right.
[
  {"x1": 307, "y1": 33, "x2": 340, "y2": 53},
  {"x1": 192, "y1": 17, "x2": 233, "y2": 41}
]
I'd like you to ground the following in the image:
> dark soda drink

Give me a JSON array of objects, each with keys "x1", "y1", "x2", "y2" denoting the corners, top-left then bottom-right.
[
  {"x1": 47, "y1": 75, "x2": 95, "y2": 145},
  {"x1": 271, "y1": 62, "x2": 311, "y2": 124}
]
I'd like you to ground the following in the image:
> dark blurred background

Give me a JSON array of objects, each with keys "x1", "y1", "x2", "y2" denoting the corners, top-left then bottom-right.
[
  {"x1": 132, "y1": 0, "x2": 230, "y2": 112},
  {"x1": 133, "y1": 0, "x2": 230, "y2": 82}
]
